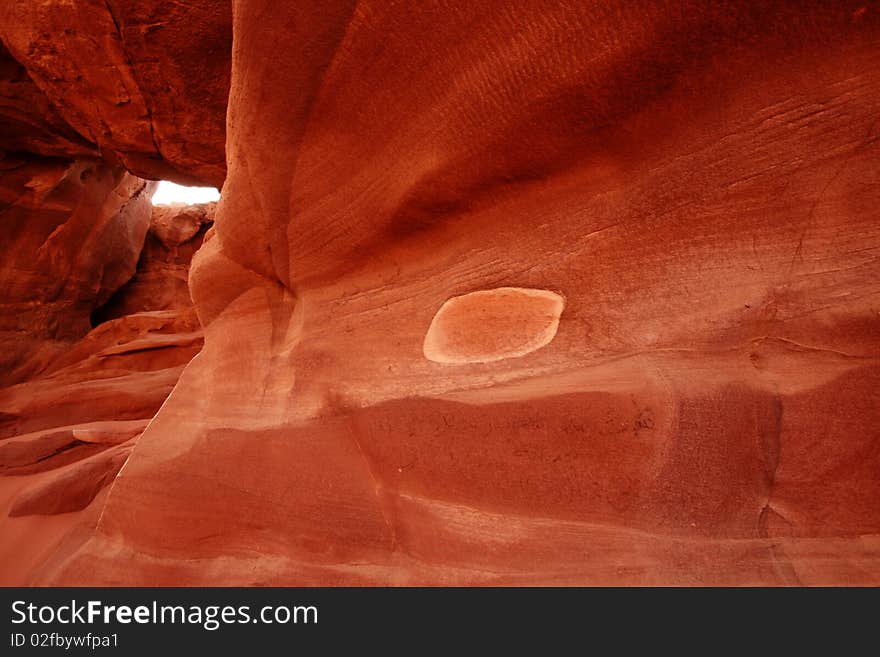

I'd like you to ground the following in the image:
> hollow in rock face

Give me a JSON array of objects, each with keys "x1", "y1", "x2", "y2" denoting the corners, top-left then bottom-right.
[{"x1": 423, "y1": 287, "x2": 565, "y2": 364}]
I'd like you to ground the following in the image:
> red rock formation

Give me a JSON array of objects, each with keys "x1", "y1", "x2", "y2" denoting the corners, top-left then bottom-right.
[
  {"x1": 93, "y1": 202, "x2": 215, "y2": 322},
  {"x1": 0, "y1": 201, "x2": 205, "y2": 585},
  {"x1": 0, "y1": 0, "x2": 231, "y2": 186},
  {"x1": 0, "y1": 157, "x2": 154, "y2": 384},
  {"x1": 0, "y1": 0, "x2": 226, "y2": 584},
  {"x1": 3, "y1": 1, "x2": 880, "y2": 585},
  {"x1": 0, "y1": 41, "x2": 97, "y2": 159}
]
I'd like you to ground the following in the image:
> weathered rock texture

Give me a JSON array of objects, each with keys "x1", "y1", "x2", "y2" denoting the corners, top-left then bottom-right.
[
  {"x1": 0, "y1": 157, "x2": 155, "y2": 384},
  {"x1": 0, "y1": 201, "x2": 207, "y2": 585},
  {"x1": 0, "y1": 0, "x2": 231, "y2": 187},
  {"x1": 3, "y1": 1, "x2": 880, "y2": 585},
  {"x1": 93, "y1": 202, "x2": 215, "y2": 322},
  {"x1": 0, "y1": 41, "x2": 97, "y2": 159},
  {"x1": 0, "y1": 0, "x2": 227, "y2": 583}
]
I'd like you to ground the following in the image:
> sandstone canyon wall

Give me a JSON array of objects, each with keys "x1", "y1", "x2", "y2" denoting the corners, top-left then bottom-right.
[
  {"x1": 0, "y1": 200, "x2": 210, "y2": 585},
  {"x1": 0, "y1": 0, "x2": 226, "y2": 584},
  {"x1": 0, "y1": 0, "x2": 230, "y2": 186},
  {"x1": 2, "y1": 1, "x2": 880, "y2": 585}
]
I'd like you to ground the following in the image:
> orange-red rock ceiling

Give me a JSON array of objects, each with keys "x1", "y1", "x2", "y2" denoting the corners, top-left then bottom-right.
[{"x1": 0, "y1": 1, "x2": 878, "y2": 585}]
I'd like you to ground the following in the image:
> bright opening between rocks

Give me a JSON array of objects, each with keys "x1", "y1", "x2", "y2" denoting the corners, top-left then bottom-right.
[{"x1": 151, "y1": 181, "x2": 220, "y2": 205}]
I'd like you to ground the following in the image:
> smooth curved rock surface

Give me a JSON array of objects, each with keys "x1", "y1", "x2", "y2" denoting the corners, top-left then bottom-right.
[
  {"x1": 1, "y1": 1, "x2": 879, "y2": 586},
  {"x1": 9, "y1": 442, "x2": 134, "y2": 517},
  {"x1": 424, "y1": 287, "x2": 565, "y2": 363},
  {"x1": 44, "y1": 1, "x2": 879, "y2": 586}
]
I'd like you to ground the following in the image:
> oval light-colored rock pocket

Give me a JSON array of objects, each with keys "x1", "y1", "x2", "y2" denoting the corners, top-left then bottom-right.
[{"x1": 424, "y1": 287, "x2": 565, "y2": 364}]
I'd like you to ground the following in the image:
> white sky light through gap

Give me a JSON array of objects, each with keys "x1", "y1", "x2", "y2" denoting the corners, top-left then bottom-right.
[{"x1": 151, "y1": 181, "x2": 220, "y2": 205}]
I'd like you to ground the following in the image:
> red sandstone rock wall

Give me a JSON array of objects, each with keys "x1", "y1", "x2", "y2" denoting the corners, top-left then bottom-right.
[
  {"x1": 2, "y1": 1, "x2": 880, "y2": 585},
  {"x1": 0, "y1": 41, "x2": 97, "y2": 159},
  {"x1": 94, "y1": 203, "x2": 215, "y2": 322},
  {"x1": 0, "y1": 201, "x2": 206, "y2": 585},
  {"x1": 0, "y1": 157, "x2": 154, "y2": 384},
  {"x1": 0, "y1": 0, "x2": 230, "y2": 186}
]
